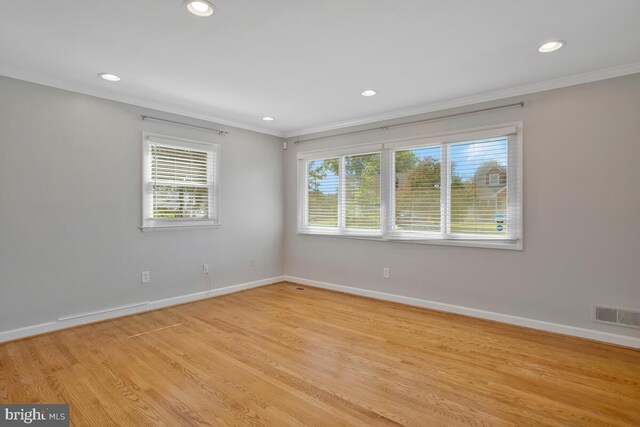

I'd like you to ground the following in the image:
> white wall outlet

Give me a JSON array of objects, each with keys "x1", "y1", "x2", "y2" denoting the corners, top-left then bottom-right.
[
  {"x1": 383, "y1": 267, "x2": 390, "y2": 279},
  {"x1": 203, "y1": 264, "x2": 209, "y2": 274},
  {"x1": 141, "y1": 271, "x2": 150, "y2": 284},
  {"x1": 250, "y1": 258, "x2": 256, "y2": 268}
]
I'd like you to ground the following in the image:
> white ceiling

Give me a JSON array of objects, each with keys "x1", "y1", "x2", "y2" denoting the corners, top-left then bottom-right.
[{"x1": 1, "y1": 1, "x2": 639, "y2": 137}]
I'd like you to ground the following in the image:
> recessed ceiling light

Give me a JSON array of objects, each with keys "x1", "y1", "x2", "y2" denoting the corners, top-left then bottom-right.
[
  {"x1": 361, "y1": 89, "x2": 377, "y2": 97},
  {"x1": 262, "y1": 117, "x2": 275, "y2": 121},
  {"x1": 185, "y1": 0, "x2": 215, "y2": 17},
  {"x1": 98, "y1": 73, "x2": 120, "y2": 82},
  {"x1": 538, "y1": 40, "x2": 565, "y2": 53}
]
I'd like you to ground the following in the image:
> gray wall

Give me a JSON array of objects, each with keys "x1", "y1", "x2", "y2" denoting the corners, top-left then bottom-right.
[
  {"x1": 284, "y1": 73, "x2": 640, "y2": 339},
  {"x1": 0, "y1": 76, "x2": 284, "y2": 333},
  {"x1": 2, "y1": 73, "x2": 639, "y2": 341}
]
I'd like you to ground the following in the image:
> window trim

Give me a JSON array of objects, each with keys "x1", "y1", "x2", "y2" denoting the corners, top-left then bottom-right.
[
  {"x1": 297, "y1": 123, "x2": 523, "y2": 250},
  {"x1": 298, "y1": 145, "x2": 384, "y2": 238},
  {"x1": 141, "y1": 132, "x2": 220, "y2": 231}
]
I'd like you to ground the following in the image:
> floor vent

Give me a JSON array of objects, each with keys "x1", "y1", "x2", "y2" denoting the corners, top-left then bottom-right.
[{"x1": 594, "y1": 305, "x2": 640, "y2": 329}]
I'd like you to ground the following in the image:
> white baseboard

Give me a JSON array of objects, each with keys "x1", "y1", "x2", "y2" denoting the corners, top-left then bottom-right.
[
  {"x1": 0, "y1": 276, "x2": 285, "y2": 344},
  {"x1": 283, "y1": 275, "x2": 640, "y2": 349},
  {"x1": 4, "y1": 274, "x2": 639, "y2": 349}
]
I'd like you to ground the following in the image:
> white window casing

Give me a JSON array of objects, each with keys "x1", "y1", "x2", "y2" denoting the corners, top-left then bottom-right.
[{"x1": 142, "y1": 133, "x2": 220, "y2": 231}]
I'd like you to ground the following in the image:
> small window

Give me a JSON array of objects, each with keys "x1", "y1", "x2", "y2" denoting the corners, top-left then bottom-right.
[{"x1": 142, "y1": 134, "x2": 219, "y2": 230}]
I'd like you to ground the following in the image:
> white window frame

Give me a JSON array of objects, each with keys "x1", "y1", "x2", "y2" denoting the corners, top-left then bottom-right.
[
  {"x1": 297, "y1": 123, "x2": 523, "y2": 250},
  {"x1": 297, "y1": 143, "x2": 384, "y2": 238},
  {"x1": 141, "y1": 133, "x2": 220, "y2": 231}
]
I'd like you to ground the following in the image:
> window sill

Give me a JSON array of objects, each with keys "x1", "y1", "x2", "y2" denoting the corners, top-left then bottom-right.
[
  {"x1": 141, "y1": 224, "x2": 221, "y2": 232},
  {"x1": 297, "y1": 230, "x2": 522, "y2": 251}
]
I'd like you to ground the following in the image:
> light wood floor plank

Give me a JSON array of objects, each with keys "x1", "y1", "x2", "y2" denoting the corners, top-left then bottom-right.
[{"x1": 1, "y1": 282, "x2": 639, "y2": 426}]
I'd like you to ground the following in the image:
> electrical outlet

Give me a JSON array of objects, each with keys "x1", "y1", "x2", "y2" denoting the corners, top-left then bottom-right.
[
  {"x1": 383, "y1": 267, "x2": 390, "y2": 279},
  {"x1": 250, "y1": 258, "x2": 256, "y2": 268},
  {"x1": 203, "y1": 264, "x2": 209, "y2": 274},
  {"x1": 141, "y1": 271, "x2": 150, "y2": 284}
]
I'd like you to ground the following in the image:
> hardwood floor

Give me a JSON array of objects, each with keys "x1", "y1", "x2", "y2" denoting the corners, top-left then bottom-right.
[{"x1": 1, "y1": 282, "x2": 639, "y2": 426}]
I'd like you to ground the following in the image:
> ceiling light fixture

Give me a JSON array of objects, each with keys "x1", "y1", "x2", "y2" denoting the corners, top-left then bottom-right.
[
  {"x1": 262, "y1": 117, "x2": 275, "y2": 121},
  {"x1": 538, "y1": 40, "x2": 565, "y2": 53},
  {"x1": 361, "y1": 89, "x2": 377, "y2": 97},
  {"x1": 185, "y1": 0, "x2": 215, "y2": 17},
  {"x1": 98, "y1": 73, "x2": 120, "y2": 82}
]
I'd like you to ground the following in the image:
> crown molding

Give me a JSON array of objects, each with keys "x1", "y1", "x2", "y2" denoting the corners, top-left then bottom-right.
[
  {"x1": 4, "y1": 61, "x2": 640, "y2": 140},
  {"x1": 0, "y1": 68, "x2": 284, "y2": 138},
  {"x1": 283, "y1": 61, "x2": 640, "y2": 138}
]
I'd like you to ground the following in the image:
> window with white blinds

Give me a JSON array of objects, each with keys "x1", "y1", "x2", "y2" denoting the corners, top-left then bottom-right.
[
  {"x1": 448, "y1": 138, "x2": 511, "y2": 237},
  {"x1": 298, "y1": 125, "x2": 522, "y2": 249},
  {"x1": 345, "y1": 153, "x2": 381, "y2": 230},
  {"x1": 389, "y1": 135, "x2": 520, "y2": 243},
  {"x1": 394, "y1": 146, "x2": 442, "y2": 234},
  {"x1": 307, "y1": 158, "x2": 339, "y2": 228},
  {"x1": 299, "y1": 149, "x2": 382, "y2": 236},
  {"x1": 142, "y1": 134, "x2": 219, "y2": 230}
]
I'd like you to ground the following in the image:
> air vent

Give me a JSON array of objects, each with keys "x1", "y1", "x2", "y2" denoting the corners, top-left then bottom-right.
[
  {"x1": 595, "y1": 306, "x2": 617, "y2": 323},
  {"x1": 618, "y1": 310, "x2": 640, "y2": 328},
  {"x1": 593, "y1": 305, "x2": 640, "y2": 329}
]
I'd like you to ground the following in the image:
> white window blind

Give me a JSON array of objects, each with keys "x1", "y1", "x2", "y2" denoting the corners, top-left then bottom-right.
[
  {"x1": 298, "y1": 125, "x2": 522, "y2": 249},
  {"x1": 394, "y1": 146, "x2": 442, "y2": 234},
  {"x1": 345, "y1": 153, "x2": 381, "y2": 230},
  {"x1": 390, "y1": 133, "x2": 520, "y2": 243},
  {"x1": 299, "y1": 149, "x2": 382, "y2": 236},
  {"x1": 307, "y1": 158, "x2": 339, "y2": 228},
  {"x1": 448, "y1": 138, "x2": 513, "y2": 238},
  {"x1": 142, "y1": 135, "x2": 219, "y2": 230}
]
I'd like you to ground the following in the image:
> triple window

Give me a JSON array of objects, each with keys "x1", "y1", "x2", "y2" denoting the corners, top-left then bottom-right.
[{"x1": 297, "y1": 125, "x2": 522, "y2": 249}]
